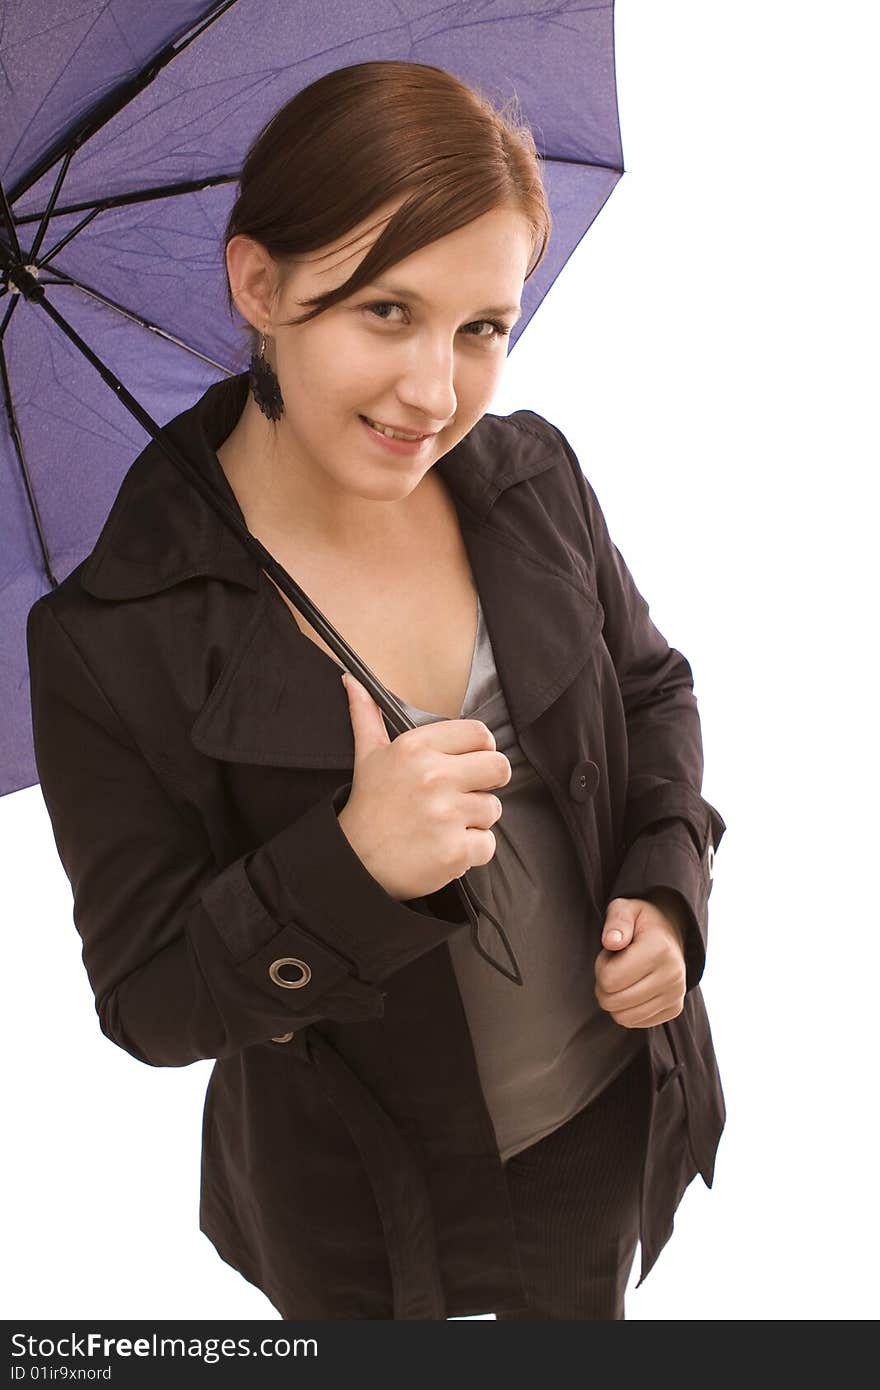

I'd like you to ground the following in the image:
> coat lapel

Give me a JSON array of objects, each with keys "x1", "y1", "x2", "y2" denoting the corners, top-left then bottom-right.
[{"x1": 79, "y1": 372, "x2": 604, "y2": 769}]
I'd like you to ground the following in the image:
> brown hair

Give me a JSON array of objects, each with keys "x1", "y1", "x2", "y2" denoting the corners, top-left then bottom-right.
[{"x1": 222, "y1": 60, "x2": 551, "y2": 360}]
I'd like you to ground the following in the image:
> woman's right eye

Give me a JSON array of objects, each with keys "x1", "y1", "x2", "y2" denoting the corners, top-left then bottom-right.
[{"x1": 364, "y1": 301, "x2": 406, "y2": 323}]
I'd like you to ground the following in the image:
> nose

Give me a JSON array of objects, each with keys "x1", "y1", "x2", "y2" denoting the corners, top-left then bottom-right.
[{"x1": 395, "y1": 343, "x2": 458, "y2": 427}]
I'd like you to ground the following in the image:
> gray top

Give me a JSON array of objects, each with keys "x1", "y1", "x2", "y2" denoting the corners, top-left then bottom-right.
[{"x1": 390, "y1": 594, "x2": 646, "y2": 1163}]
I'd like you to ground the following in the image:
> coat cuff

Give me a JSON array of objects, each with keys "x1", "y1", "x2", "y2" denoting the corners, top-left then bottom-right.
[
  {"x1": 200, "y1": 781, "x2": 470, "y2": 1014},
  {"x1": 607, "y1": 820, "x2": 716, "y2": 993}
]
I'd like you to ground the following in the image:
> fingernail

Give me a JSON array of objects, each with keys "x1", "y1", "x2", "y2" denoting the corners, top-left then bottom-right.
[{"x1": 606, "y1": 929, "x2": 623, "y2": 943}]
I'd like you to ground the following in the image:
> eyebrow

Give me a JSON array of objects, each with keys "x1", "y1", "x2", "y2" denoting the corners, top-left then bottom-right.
[{"x1": 367, "y1": 281, "x2": 523, "y2": 319}]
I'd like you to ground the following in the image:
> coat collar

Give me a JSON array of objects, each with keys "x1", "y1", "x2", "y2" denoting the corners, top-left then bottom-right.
[{"x1": 79, "y1": 372, "x2": 604, "y2": 760}]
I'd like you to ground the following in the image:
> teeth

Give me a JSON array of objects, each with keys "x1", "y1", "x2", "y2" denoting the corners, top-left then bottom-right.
[{"x1": 365, "y1": 417, "x2": 423, "y2": 441}]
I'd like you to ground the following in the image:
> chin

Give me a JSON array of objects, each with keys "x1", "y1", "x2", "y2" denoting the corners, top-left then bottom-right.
[{"x1": 329, "y1": 465, "x2": 416, "y2": 500}]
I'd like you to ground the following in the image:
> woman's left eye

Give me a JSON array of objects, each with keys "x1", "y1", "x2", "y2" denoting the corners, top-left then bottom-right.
[
  {"x1": 470, "y1": 318, "x2": 510, "y2": 339},
  {"x1": 364, "y1": 302, "x2": 510, "y2": 339}
]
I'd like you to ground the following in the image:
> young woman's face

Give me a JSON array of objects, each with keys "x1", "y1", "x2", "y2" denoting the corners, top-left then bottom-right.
[{"x1": 261, "y1": 196, "x2": 533, "y2": 508}]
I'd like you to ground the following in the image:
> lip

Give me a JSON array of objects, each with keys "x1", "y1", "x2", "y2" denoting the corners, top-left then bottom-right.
[
  {"x1": 359, "y1": 414, "x2": 438, "y2": 439},
  {"x1": 359, "y1": 415, "x2": 434, "y2": 456}
]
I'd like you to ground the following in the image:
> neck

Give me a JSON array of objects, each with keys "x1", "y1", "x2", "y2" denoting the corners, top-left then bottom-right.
[{"x1": 215, "y1": 395, "x2": 437, "y2": 555}]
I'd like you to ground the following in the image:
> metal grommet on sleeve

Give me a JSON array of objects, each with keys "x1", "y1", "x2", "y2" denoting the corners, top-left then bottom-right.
[
  {"x1": 707, "y1": 843, "x2": 715, "y2": 880},
  {"x1": 271, "y1": 1031, "x2": 296, "y2": 1043},
  {"x1": 268, "y1": 957, "x2": 312, "y2": 989}
]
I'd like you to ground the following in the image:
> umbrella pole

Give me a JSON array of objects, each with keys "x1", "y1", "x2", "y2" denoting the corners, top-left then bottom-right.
[{"x1": 3, "y1": 259, "x2": 523, "y2": 985}]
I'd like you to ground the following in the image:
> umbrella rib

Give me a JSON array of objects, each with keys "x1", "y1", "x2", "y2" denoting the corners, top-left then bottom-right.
[
  {"x1": 7, "y1": 0, "x2": 242, "y2": 209},
  {"x1": 541, "y1": 152, "x2": 624, "y2": 173},
  {"x1": 26, "y1": 148, "x2": 75, "y2": 265},
  {"x1": 12, "y1": 173, "x2": 241, "y2": 228},
  {"x1": 10, "y1": 156, "x2": 615, "y2": 232},
  {"x1": 32, "y1": 207, "x2": 103, "y2": 268},
  {"x1": 0, "y1": 295, "x2": 17, "y2": 339},
  {"x1": 32, "y1": 265, "x2": 233, "y2": 375},
  {"x1": 12, "y1": 154, "x2": 621, "y2": 231},
  {"x1": 0, "y1": 338, "x2": 60, "y2": 590},
  {"x1": 0, "y1": 178, "x2": 23, "y2": 263}
]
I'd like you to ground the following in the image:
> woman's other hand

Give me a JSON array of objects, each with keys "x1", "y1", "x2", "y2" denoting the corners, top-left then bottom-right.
[{"x1": 593, "y1": 894, "x2": 688, "y2": 1027}]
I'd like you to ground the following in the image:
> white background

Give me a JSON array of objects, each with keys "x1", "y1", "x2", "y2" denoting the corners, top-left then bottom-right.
[{"x1": 3, "y1": 0, "x2": 878, "y2": 1321}]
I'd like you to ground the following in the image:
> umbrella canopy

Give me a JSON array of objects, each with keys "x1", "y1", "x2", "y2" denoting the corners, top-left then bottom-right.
[{"x1": 1, "y1": 0, "x2": 624, "y2": 801}]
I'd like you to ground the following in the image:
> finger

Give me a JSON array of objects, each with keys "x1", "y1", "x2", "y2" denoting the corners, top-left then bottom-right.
[
  {"x1": 608, "y1": 990, "x2": 675, "y2": 1027},
  {"x1": 635, "y1": 1003, "x2": 684, "y2": 1027},
  {"x1": 597, "y1": 951, "x2": 669, "y2": 992},
  {"x1": 342, "y1": 672, "x2": 391, "y2": 751},
  {"x1": 602, "y1": 898, "x2": 637, "y2": 950},
  {"x1": 595, "y1": 966, "x2": 665, "y2": 1012},
  {"x1": 421, "y1": 717, "x2": 498, "y2": 754},
  {"x1": 596, "y1": 941, "x2": 677, "y2": 998},
  {"x1": 447, "y1": 747, "x2": 513, "y2": 794},
  {"x1": 458, "y1": 789, "x2": 504, "y2": 829}
]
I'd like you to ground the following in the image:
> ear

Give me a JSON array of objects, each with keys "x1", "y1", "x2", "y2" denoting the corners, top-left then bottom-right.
[{"x1": 225, "y1": 233, "x2": 281, "y2": 337}]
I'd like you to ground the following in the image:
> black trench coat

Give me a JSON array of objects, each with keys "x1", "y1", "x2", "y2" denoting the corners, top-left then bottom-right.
[{"x1": 26, "y1": 372, "x2": 727, "y2": 1320}]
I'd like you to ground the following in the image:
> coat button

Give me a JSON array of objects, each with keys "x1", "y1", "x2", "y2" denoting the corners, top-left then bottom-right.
[
  {"x1": 569, "y1": 759, "x2": 600, "y2": 802},
  {"x1": 271, "y1": 1031, "x2": 296, "y2": 1043},
  {"x1": 707, "y1": 842, "x2": 715, "y2": 880},
  {"x1": 268, "y1": 957, "x2": 312, "y2": 989}
]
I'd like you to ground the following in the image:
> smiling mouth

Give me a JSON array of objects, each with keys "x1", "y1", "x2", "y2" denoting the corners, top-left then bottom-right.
[{"x1": 359, "y1": 415, "x2": 433, "y2": 441}]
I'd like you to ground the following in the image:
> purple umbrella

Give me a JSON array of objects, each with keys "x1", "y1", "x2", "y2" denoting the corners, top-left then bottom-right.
[{"x1": 1, "y1": 0, "x2": 624, "y2": 979}]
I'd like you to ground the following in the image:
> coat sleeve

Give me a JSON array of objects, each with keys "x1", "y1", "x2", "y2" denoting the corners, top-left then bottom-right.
[
  {"x1": 26, "y1": 599, "x2": 470, "y2": 1068},
  {"x1": 546, "y1": 420, "x2": 727, "y2": 994}
]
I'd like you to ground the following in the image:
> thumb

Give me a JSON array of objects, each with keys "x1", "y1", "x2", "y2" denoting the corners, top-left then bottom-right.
[
  {"x1": 602, "y1": 898, "x2": 637, "y2": 951},
  {"x1": 341, "y1": 671, "x2": 391, "y2": 757}
]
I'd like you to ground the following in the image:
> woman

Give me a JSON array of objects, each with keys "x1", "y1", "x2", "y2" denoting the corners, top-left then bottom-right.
[{"x1": 26, "y1": 61, "x2": 727, "y2": 1320}]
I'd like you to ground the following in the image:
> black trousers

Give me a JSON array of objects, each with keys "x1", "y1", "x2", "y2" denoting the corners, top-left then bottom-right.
[{"x1": 494, "y1": 1039, "x2": 652, "y2": 1320}]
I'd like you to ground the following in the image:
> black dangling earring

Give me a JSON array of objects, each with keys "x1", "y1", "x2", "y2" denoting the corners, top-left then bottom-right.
[{"x1": 248, "y1": 331, "x2": 284, "y2": 421}]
